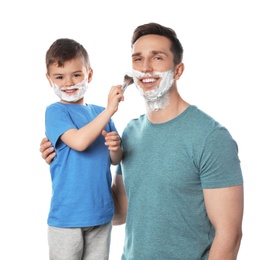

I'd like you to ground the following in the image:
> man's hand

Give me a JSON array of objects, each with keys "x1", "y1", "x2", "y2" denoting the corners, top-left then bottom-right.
[{"x1": 39, "y1": 137, "x2": 56, "y2": 165}]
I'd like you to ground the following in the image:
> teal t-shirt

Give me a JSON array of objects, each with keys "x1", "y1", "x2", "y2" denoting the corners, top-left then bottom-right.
[{"x1": 117, "y1": 105, "x2": 243, "y2": 260}]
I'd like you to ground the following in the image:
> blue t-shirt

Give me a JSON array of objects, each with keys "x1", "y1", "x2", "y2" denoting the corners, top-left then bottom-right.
[
  {"x1": 45, "y1": 102, "x2": 117, "y2": 227},
  {"x1": 117, "y1": 105, "x2": 243, "y2": 260}
]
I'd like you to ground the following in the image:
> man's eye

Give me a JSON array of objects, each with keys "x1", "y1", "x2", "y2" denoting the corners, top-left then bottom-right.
[
  {"x1": 154, "y1": 56, "x2": 162, "y2": 60},
  {"x1": 133, "y1": 58, "x2": 141, "y2": 62}
]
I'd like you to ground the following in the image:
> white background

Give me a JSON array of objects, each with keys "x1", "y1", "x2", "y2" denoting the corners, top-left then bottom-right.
[{"x1": 1, "y1": 0, "x2": 275, "y2": 259}]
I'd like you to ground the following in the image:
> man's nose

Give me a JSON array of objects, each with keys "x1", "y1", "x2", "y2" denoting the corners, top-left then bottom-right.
[{"x1": 140, "y1": 60, "x2": 153, "y2": 73}]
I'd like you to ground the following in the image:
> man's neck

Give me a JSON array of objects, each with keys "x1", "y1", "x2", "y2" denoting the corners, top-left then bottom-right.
[{"x1": 146, "y1": 93, "x2": 189, "y2": 124}]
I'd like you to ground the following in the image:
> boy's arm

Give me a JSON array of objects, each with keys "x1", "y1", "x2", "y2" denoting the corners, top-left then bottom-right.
[
  {"x1": 61, "y1": 85, "x2": 123, "y2": 151},
  {"x1": 102, "y1": 130, "x2": 123, "y2": 165}
]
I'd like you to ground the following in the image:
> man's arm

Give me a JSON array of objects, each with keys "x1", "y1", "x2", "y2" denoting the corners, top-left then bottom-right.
[
  {"x1": 112, "y1": 174, "x2": 127, "y2": 225},
  {"x1": 203, "y1": 185, "x2": 244, "y2": 260},
  {"x1": 39, "y1": 137, "x2": 55, "y2": 164}
]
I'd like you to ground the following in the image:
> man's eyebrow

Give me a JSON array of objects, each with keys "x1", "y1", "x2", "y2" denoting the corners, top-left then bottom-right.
[
  {"x1": 151, "y1": 50, "x2": 167, "y2": 56},
  {"x1": 132, "y1": 50, "x2": 168, "y2": 57},
  {"x1": 132, "y1": 52, "x2": 142, "y2": 57}
]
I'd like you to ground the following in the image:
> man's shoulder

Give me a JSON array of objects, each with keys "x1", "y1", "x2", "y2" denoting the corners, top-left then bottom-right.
[{"x1": 125, "y1": 114, "x2": 146, "y2": 127}]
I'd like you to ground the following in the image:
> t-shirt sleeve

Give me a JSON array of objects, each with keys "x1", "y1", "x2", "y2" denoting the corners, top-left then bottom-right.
[
  {"x1": 107, "y1": 117, "x2": 118, "y2": 133},
  {"x1": 200, "y1": 126, "x2": 243, "y2": 189},
  {"x1": 115, "y1": 163, "x2": 122, "y2": 175},
  {"x1": 45, "y1": 105, "x2": 76, "y2": 148}
]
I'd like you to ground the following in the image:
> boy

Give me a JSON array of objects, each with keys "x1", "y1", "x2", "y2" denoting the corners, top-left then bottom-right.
[{"x1": 44, "y1": 38, "x2": 123, "y2": 260}]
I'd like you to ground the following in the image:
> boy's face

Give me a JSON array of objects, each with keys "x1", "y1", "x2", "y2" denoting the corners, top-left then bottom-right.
[
  {"x1": 47, "y1": 57, "x2": 92, "y2": 87},
  {"x1": 46, "y1": 57, "x2": 93, "y2": 104}
]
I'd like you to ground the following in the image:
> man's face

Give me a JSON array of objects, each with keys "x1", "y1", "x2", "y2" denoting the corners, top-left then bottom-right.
[{"x1": 131, "y1": 34, "x2": 175, "y2": 93}]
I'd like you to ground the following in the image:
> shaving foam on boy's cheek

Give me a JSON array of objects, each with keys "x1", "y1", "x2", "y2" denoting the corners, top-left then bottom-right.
[{"x1": 52, "y1": 79, "x2": 89, "y2": 102}]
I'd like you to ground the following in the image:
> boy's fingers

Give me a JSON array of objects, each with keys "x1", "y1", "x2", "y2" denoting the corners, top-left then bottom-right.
[{"x1": 102, "y1": 129, "x2": 107, "y2": 137}]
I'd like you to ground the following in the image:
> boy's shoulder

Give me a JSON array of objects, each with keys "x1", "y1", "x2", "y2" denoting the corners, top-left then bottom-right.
[{"x1": 86, "y1": 103, "x2": 105, "y2": 113}]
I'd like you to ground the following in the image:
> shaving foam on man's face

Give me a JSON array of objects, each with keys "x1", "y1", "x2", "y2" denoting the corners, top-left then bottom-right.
[
  {"x1": 52, "y1": 79, "x2": 89, "y2": 102},
  {"x1": 132, "y1": 69, "x2": 174, "y2": 111}
]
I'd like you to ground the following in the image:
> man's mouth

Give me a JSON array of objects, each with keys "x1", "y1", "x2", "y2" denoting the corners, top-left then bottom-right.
[
  {"x1": 141, "y1": 78, "x2": 157, "y2": 83},
  {"x1": 140, "y1": 77, "x2": 159, "y2": 89}
]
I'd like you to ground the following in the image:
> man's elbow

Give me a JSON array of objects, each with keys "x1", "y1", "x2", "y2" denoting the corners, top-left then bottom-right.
[
  {"x1": 112, "y1": 215, "x2": 126, "y2": 226},
  {"x1": 234, "y1": 229, "x2": 243, "y2": 254}
]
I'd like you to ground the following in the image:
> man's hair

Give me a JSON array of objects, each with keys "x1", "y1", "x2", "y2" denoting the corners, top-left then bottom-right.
[
  {"x1": 131, "y1": 22, "x2": 183, "y2": 65},
  {"x1": 45, "y1": 38, "x2": 90, "y2": 70}
]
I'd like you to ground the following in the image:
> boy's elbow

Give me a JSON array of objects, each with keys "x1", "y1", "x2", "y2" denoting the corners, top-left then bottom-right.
[
  {"x1": 73, "y1": 146, "x2": 86, "y2": 152},
  {"x1": 71, "y1": 140, "x2": 89, "y2": 152}
]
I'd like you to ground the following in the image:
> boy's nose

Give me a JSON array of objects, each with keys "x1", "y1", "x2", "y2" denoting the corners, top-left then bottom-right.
[{"x1": 64, "y1": 78, "x2": 74, "y2": 87}]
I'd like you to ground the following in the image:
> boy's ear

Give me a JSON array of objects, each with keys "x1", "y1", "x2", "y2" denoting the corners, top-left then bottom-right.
[
  {"x1": 46, "y1": 73, "x2": 53, "y2": 87},
  {"x1": 88, "y1": 68, "x2": 93, "y2": 83}
]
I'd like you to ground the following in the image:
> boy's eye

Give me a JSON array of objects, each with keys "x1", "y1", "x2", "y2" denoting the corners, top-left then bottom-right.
[
  {"x1": 55, "y1": 76, "x2": 63, "y2": 80},
  {"x1": 73, "y1": 73, "x2": 82, "y2": 78}
]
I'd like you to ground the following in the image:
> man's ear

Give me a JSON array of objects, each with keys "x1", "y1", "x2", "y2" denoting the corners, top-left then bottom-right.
[
  {"x1": 88, "y1": 68, "x2": 93, "y2": 83},
  {"x1": 174, "y1": 63, "x2": 184, "y2": 80}
]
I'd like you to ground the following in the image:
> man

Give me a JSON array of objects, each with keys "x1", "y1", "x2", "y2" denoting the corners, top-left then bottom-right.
[{"x1": 41, "y1": 23, "x2": 244, "y2": 260}]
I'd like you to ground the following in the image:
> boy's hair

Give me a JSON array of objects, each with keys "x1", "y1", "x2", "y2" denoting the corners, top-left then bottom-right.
[
  {"x1": 131, "y1": 22, "x2": 183, "y2": 65},
  {"x1": 46, "y1": 38, "x2": 91, "y2": 70}
]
